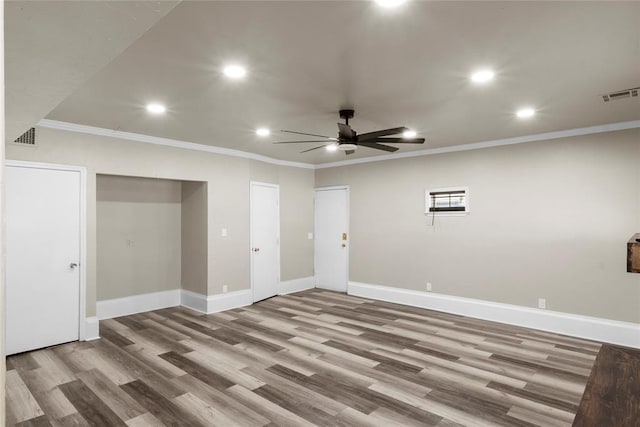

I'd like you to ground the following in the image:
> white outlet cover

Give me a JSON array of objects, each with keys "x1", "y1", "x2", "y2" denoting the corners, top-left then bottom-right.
[
  {"x1": 538, "y1": 298, "x2": 546, "y2": 309},
  {"x1": 307, "y1": 232, "x2": 313, "y2": 240},
  {"x1": 222, "y1": 285, "x2": 228, "y2": 293},
  {"x1": 221, "y1": 228, "x2": 228, "y2": 237},
  {"x1": 426, "y1": 283, "x2": 432, "y2": 292}
]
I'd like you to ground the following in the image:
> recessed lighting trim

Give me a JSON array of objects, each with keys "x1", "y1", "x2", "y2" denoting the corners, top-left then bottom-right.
[
  {"x1": 374, "y1": 0, "x2": 407, "y2": 8},
  {"x1": 223, "y1": 64, "x2": 247, "y2": 79},
  {"x1": 326, "y1": 144, "x2": 338, "y2": 152},
  {"x1": 256, "y1": 128, "x2": 270, "y2": 137},
  {"x1": 146, "y1": 103, "x2": 166, "y2": 114},
  {"x1": 403, "y1": 130, "x2": 417, "y2": 138},
  {"x1": 471, "y1": 69, "x2": 495, "y2": 84},
  {"x1": 516, "y1": 108, "x2": 536, "y2": 119}
]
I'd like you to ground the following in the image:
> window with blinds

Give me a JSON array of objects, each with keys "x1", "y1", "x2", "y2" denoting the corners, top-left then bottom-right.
[{"x1": 426, "y1": 187, "x2": 469, "y2": 214}]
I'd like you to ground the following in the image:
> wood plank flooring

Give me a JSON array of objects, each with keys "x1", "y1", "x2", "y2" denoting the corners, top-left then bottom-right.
[
  {"x1": 573, "y1": 344, "x2": 640, "y2": 427},
  {"x1": 6, "y1": 289, "x2": 605, "y2": 426}
]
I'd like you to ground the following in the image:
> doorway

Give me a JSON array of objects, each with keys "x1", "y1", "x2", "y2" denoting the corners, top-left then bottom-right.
[
  {"x1": 314, "y1": 186, "x2": 349, "y2": 292},
  {"x1": 5, "y1": 161, "x2": 85, "y2": 355},
  {"x1": 250, "y1": 182, "x2": 280, "y2": 302}
]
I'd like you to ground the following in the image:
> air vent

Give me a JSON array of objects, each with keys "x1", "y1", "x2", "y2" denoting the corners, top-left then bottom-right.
[
  {"x1": 602, "y1": 87, "x2": 639, "y2": 102},
  {"x1": 13, "y1": 128, "x2": 36, "y2": 146}
]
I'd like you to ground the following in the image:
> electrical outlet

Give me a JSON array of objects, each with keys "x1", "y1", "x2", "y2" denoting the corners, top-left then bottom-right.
[
  {"x1": 307, "y1": 232, "x2": 313, "y2": 240},
  {"x1": 126, "y1": 239, "x2": 134, "y2": 247},
  {"x1": 538, "y1": 298, "x2": 546, "y2": 309},
  {"x1": 221, "y1": 228, "x2": 228, "y2": 237},
  {"x1": 222, "y1": 285, "x2": 228, "y2": 293},
  {"x1": 426, "y1": 282, "x2": 432, "y2": 292}
]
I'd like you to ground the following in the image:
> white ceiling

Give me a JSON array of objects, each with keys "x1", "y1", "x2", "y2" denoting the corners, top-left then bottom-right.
[
  {"x1": 5, "y1": 0, "x2": 179, "y2": 141},
  {"x1": 7, "y1": 1, "x2": 640, "y2": 164}
]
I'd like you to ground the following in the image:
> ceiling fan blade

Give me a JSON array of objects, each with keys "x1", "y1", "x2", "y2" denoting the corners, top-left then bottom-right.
[
  {"x1": 345, "y1": 150, "x2": 356, "y2": 155},
  {"x1": 358, "y1": 142, "x2": 399, "y2": 152},
  {"x1": 273, "y1": 140, "x2": 336, "y2": 144},
  {"x1": 300, "y1": 145, "x2": 329, "y2": 153},
  {"x1": 365, "y1": 137, "x2": 425, "y2": 144},
  {"x1": 281, "y1": 130, "x2": 334, "y2": 139},
  {"x1": 357, "y1": 127, "x2": 408, "y2": 141},
  {"x1": 337, "y1": 123, "x2": 355, "y2": 139}
]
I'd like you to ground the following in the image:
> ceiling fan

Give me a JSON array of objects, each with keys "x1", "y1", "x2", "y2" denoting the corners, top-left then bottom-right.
[{"x1": 273, "y1": 109, "x2": 425, "y2": 155}]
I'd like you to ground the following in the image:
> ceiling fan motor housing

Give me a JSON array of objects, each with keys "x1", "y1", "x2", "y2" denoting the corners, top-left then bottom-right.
[{"x1": 339, "y1": 109, "x2": 355, "y2": 124}]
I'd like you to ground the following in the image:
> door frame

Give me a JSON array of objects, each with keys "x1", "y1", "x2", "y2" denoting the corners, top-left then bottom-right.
[
  {"x1": 5, "y1": 160, "x2": 88, "y2": 340},
  {"x1": 249, "y1": 181, "x2": 280, "y2": 302},
  {"x1": 314, "y1": 185, "x2": 350, "y2": 292}
]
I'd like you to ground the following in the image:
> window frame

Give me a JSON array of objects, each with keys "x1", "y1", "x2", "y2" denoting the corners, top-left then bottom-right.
[{"x1": 425, "y1": 186, "x2": 470, "y2": 216}]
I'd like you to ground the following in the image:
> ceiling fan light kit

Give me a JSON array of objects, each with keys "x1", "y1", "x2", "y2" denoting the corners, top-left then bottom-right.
[
  {"x1": 273, "y1": 109, "x2": 426, "y2": 155},
  {"x1": 337, "y1": 143, "x2": 357, "y2": 151}
]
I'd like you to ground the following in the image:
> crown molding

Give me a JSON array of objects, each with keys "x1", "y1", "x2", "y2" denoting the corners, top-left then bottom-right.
[
  {"x1": 38, "y1": 119, "x2": 640, "y2": 171},
  {"x1": 37, "y1": 119, "x2": 315, "y2": 169},
  {"x1": 315, "y1": 120, "x2": 640, "y2": 169}
]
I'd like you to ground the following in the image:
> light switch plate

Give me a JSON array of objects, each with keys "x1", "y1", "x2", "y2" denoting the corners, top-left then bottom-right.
[
  {"x1": 221, "y1": 228, "x2": 228, "y2": 237},
  {"x1": 307, "y1": 232, "x2": 313, "y2": 240}
]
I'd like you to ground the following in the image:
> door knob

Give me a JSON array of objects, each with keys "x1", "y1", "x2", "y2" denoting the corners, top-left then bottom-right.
[
  {"x1": 70, "y1": 263, "x2": 78, "y2": 269},
  {"x1": 252, "y1": 248, "x2": 260, "y2": 252}
]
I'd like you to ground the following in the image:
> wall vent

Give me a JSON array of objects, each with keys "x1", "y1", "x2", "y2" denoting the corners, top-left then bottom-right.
[
  {"x1": 13, "y1": 127, "x2": 36, "y2": 146},
  {"x1": 602, "y1": 87, "x2": 639, "y2": 102}
]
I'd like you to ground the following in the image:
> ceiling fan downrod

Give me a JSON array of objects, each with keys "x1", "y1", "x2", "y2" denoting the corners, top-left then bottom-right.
[{"x1": 339, "y1": 109, "x2": 355, "y2": 126}]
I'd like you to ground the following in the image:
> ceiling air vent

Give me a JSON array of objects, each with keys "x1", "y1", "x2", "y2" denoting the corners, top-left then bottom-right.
[
  {"x1": 13, "y1": 127, "x2": 36, "y2": 146},
  {"x1": 602, "y1": 87, "x2": 639, "y2": 102}
]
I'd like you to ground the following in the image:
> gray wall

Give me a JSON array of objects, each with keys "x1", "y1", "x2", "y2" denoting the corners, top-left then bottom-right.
[
  {"x1": 182, "y1": 181, "x2": 208, "y2": 294},
  {"x1": 280, "y1": 166, "x2": 315, "y2": 281},
  {"x1": 6, "y1": 126, "x2": 315, "y2": 316},
  {"x1": 316, "y1": 129, "x2": 640, "y2": 324},
  {"x1": 97, "y1": 175, "x2": 182, "y2": 300},
  {"x1": 7, "y1": 124, "x2": 637, "y2": 326}
]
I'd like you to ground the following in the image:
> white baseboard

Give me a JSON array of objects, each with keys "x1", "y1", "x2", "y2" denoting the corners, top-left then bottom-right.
[
  {"x1": 181, "y1": 289, "x2": 253, "y2": 314},
  {"x1": 96, "y1": 289, "x2": 181, "y2": 320},
  {"x1": 279, "y1": 276, "x2": 315, "y2": 295},
  {"x1": 83, "y1": 317, "x2": 100, "y2": 341},
  {"x1": 206, "y1": 289, "x2": 253, "y2": 313},
  {"x1": 348, "y1": 281, "x2": 640, "y2": 349},
  {"x1": 181, "y1": 290, "x2": 209, "y2": 313}
]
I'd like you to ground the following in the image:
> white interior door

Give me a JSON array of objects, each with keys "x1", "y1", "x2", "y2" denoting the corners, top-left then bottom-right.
[
  {"x1": 314, "y1": 187, "x2": 349, "y2": 291},
  {"x1": 6, "y1": 164, "x2": 82, "y2": 355},
  {"x1": 250, "y1": 182, "x2": 280, "y2": 302}
]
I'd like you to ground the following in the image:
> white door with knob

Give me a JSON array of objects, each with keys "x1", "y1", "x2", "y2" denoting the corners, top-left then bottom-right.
[
  {"x1": 314, "y1": 186, "x2": 349, "y2": 292},
  {"x1": 5, "y1": 162, "x2": 83, "y2": 355},
  {"x1": 250, "y1": 182, "x2": 280, "y2": 302}
]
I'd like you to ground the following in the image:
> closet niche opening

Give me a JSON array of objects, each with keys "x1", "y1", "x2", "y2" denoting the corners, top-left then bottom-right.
[{"x1": 96, "y1": 174, "x2": 207, "y2": 317}]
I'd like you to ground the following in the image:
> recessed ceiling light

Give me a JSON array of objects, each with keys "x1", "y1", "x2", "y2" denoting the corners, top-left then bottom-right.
[
  {"x1": 471, "y1": 69, "x2": 495, "y2": 84},
  {"x1": 516, "y1": 108, "x2": 536, "y2": 119},
  {"x1": 146, "y1": 103, "x2": 166, "y2": 114},
  {"x1": 375, "y1": 0, "x2": 407, "y2": 8},
  {"x1": 326, "y1": 144, "x2": 338, "y2": 152},
  {"x1": 223, "y1": 64, "x2": 247, "y2": 79},
  {"x1": 403, "y1": 130, "x2": 417, "y2": 138},
  {"x1": 256, "y1": 128, "x2": 270, "y2": 137}
]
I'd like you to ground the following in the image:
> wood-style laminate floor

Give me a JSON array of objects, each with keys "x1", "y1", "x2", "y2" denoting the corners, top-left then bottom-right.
[{"x1": 6, "y1": 289, "x2": 605, "y2": 426}]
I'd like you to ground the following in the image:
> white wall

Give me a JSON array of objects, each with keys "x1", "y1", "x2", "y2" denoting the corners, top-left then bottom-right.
[
  {"x1": 1, "y1": 1, "x2": 6, "y2": 414},
  {"x1": 316, "y1": 129, "x2": 640, "y2": 323}
]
